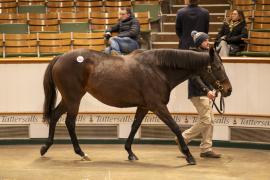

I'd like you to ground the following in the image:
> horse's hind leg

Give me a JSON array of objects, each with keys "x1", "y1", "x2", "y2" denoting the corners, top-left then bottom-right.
[
  {"x1": 65, "y1": 103, "x2": 90, "y2": 161},
  {"x1": 125, "y1": 107, "x2": 148, "y2": 160},
  {"x1": 154, "y1": 105, "x2": 196, "y2": 165},
  {"x1": 40, "y1": 100, "x2": 67, "y2": 156}
]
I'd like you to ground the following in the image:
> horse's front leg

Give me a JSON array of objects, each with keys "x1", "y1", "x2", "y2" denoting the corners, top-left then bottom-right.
[
  {"x1": 125, "y1": 107, "x2": 148, "y2": 160},
  {"x1": 65, "y1": 112, "x2": 90, "y2": 161},
  {"x1": 154, "y1": 105, "x2": 196, "y2": 165}
]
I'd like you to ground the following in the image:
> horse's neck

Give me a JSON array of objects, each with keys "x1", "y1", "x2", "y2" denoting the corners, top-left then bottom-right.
[
  {"x1": 155, "y1": 50, "x2": 208, "y2": 90},
  {"x1": 153, "y1": 49, "x2": 210, "y2": 70},
  {"x1": 162, "y1": 68, "x2": 195, "y2": 90}
]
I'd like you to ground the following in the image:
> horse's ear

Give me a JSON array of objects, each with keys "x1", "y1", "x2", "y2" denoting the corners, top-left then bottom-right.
[{"x1": 209, "y1": 47, "x2": 215, "y2": 62}]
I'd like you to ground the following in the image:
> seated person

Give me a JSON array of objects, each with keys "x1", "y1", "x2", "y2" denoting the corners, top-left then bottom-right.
[
  {"x1": 214, "y1": 9, "x2": 248, "y2": 57},
  {"x1": 104, "y1": 8, "x2": 140, "y2": 55}
]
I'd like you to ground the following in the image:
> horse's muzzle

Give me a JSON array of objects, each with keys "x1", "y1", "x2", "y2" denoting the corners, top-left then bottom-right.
[{"x1": 223, "y1": 87, "x2": 232, "y2": 97}]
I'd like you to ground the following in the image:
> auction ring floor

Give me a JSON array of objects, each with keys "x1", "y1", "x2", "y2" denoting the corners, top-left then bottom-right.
[{"x1": 0, "y1": 144, "x2": 269, "y2": 180}]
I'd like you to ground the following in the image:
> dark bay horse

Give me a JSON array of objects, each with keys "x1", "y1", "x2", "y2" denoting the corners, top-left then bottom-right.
[{"x1": 41, "y1": 47, "x2": 232, "y2": 165}]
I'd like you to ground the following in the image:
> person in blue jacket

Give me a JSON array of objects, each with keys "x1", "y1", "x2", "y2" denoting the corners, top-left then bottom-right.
[{"x1": 104, "y1": 8, "x2": 140, "y2": 55}]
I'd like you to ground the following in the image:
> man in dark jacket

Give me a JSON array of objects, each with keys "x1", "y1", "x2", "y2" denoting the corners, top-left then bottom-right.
[
  {"x1": 104, "y1": 8, "x2": 140, "y2": 55},
  {"x1": 175, "y1": 0, "x2": 209, "y2": 49},
  {"x1": 175, "y1": 31, "x2": 221, "y2": 158},
  {"x1": 187, "y1": 31, "x2": 221, "y2": 158},
  {"x1": 175, "y1": 1, "x2": 221, "y2": 158}
]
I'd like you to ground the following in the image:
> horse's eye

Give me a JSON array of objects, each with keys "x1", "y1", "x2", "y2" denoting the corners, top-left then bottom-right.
[{"x1": 214, "y1": 66, "x2": 221, "y2": 71}]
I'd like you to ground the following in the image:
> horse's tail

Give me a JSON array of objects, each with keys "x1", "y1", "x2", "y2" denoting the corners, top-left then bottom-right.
[{"x1": 43, "y1": 56, "x2": 60, "y2": 124}]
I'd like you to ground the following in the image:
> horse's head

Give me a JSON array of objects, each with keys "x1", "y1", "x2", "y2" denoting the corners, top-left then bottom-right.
[{"x1": 200, "y1": 47, "x2": 232, "y2": 97}]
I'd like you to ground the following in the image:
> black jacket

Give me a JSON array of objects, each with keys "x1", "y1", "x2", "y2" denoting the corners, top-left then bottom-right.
[
  {"x1": 176, "y1": 4, "x2": 209, "y2": 49},
  {"x1": 215, "y1": 21, "x2": 248, "y2": 46},
  {"x1": 188, "y1": 48, "x2": 213, "y2": 98},
  {"x1": 106, "y1": 16, "x2": 140, "y2": 41}
]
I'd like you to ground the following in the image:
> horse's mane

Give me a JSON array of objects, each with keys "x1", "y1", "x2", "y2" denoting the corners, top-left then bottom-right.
[
  {"x1": 64, "y1": 48, "x2": 210, "y2": 69},
  {"x1": 135, "y1": 49, "x2": 210, "y2": 69}
]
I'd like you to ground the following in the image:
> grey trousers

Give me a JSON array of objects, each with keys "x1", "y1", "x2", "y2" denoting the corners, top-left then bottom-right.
[{"x1": 216, "y1": 39, "x2": 230, "y2": 57}]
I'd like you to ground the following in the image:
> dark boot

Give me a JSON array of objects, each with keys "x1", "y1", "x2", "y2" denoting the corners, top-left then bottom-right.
[{"x1": 200, "y1": 151, "x2": 221, "y2": 158}]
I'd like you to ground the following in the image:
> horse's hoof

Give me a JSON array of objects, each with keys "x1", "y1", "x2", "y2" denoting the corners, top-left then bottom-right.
[
  {"x1": 186, "y1": 155, "x2": 196, "y2": 165},
  {"x1": 128, "y1": 154, "x2": 139, "y2": 161},
  {"x1": 81, "y1": 154, "x2": 91, "y2": 161},
  {"x1": 40, "y1": 146, "x2": 47, "y2": 156}
]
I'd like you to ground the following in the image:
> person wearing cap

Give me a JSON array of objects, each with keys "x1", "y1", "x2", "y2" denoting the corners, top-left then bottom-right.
[
  {"x1": 175, "y1": 30, "x2": 221, "y2": 158},
  {"x1": 190, "y1": 30, "x2": 210, "y2": 51},
  {"x1": 175, "y1": 0, "x2": 209, "y2": 49},
  {"x1": 104, "y1": 7, "x2": 140, "y2": 56}
]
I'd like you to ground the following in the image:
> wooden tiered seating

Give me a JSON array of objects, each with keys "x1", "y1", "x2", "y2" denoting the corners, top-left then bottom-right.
[
  {"x1": 18, "y1": 0, "x2": 46, "y2": 13},
  {"x1": 90, "y1": 18, "x2": 119, "y2": 32},
  {"x1": 90, "y1": 12, "x2": 119, "y2": 32},
  {"x1": 18, "y1": 0, "x2": 45, "y2": 6},
  {"x1": 90, "y1": 12, "x2": 119, "y2": 20},
  {"x1": 104, "y1": 1, "x2": 132, "y2": 12},
  {"x1": 59, "y1": 12, "x2": 90, "y2": 33},
  {"x1": 134, "y1": 11, "x2": 151, "y2": 49},
  {"x1": 246, "y1": 31, "x2": 270, "y2": 55},
  {"x1": 0, "y1": 0, "x2": 154, "y2": 56},
  {"x1": 72, "y1": 32, "x2": 105, "y2": 51},
  {"x1": 0, "y1": 13, "x2": 27, "y2": 24},
  {"x1": 133, "y1": 0, "x2": 161, "y2": 22},
  {"x1": 38, "y1": 33, "x2": 72, "y2": 56},
  {"x1": 3, "y1": 33, "x2": 38, "y2": 57},
  {"x1": 59, "y1": 12, "x2": 90, "y2": 23},
  {"x1": 1, "y1": 32, "x2": 107, "y2": 57},
  {"x1": 76, "y1": 1, "x2": 104, "y2": 13},
  {"x1": 132, "y1": 0, "x2": 160, "y2": 5},
  {"x1": 256, "y1": 0, "x2": 270, "y2": 10},
  {"x1": 0, "y1": 24, "x2": 29, "y2": 34},
  {"x1": 253, "y1": 16, "x2": 270, "y2": 29},
  {"x1": 0, "y1": 0, "x2": 17, "y2": 13},
  {"x1": 254, "y1": 10, "x2": 270, "y2": 17},
  {"x1": 134, "y1": 11, "x2": 151, "y2": 32},
  {"x1": 253, "y1": 10, "x2": 270, "y2": 30},
  {"x1": 28, "y1": 13, "x2": 59, "y2": 33},
  {"x1": 47, "y1": 0, "x2": 76, "y2": 12},
  {"x1": 233, "y1": 0, "x2": 255, "y2": 11}
]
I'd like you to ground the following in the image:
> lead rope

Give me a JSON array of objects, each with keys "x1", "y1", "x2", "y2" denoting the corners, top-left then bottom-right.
[{"x1": 212, "y1": 91, "x2": 225, "y2": 114}]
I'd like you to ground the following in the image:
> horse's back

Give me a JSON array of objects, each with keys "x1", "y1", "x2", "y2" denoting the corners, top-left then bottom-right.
[{"x1": 50, "y1": 48, "x2": 171, "y2": 108}]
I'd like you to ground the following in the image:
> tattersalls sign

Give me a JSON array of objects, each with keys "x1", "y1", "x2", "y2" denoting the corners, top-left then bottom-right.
[{"x1": 0, "y1": 113, "x2": 270, "y2": 128}]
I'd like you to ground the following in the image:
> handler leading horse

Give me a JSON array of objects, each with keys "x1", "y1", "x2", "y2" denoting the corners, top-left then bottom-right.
[{"x1": 41, "y1": 48, "x2": 232, "y2": 165}]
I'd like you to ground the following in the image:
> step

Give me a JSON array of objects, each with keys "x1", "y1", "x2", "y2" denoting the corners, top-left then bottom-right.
[
  {"x1": 151, "y1": 32, "x2": 178, "y2": 42},
  {"x1": 162, "y1": 22, "x2": 223, "y2": 33},
  {"x1": 172, "y1": 0, "x2": 229, "y2": 5},
  {"x1": 171, "y1": 4, "x2": 230, "y2": 14},
  {"x1": 162, "y1": 13, "x2": 225, "y2": 23},
  {"x1": 151, "y1": 41, "x2": 215, "y2": 49},
  {"x1": 151, "y1": 32, "x2": 218, "y2": 42},
  {"x1": 151, "y1": 42, "x2": 178, "y2": 49}
]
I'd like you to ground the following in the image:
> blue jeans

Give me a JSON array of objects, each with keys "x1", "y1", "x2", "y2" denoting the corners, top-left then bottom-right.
[{"x1": 105, "y1": 36, "x2": 139, "y2": 55}]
